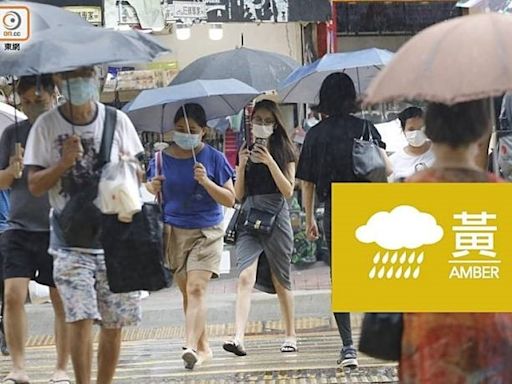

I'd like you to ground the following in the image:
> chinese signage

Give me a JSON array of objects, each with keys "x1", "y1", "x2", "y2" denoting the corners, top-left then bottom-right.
[
  {"x1": 64, "y1": 6, "x2": 102, "y2": 25},
  {"x1": 164, "y1": 0, "x2": 331, "y2": 23},
  {"x1": 332, "y1": 183, "x2": 512, "y2": 312},
  {"x1": 164, "y1": 1, "x2": 207, "y2": 21}
]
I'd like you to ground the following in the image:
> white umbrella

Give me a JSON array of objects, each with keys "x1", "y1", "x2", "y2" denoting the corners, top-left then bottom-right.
[{"x1": 0, "y1": 102, "x2": 27, "y2": 138}]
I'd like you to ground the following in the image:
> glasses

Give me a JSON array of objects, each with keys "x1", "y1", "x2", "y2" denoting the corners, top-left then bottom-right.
[{"x1": 252, "y1": 117, "x2": 275, "y2": 125}]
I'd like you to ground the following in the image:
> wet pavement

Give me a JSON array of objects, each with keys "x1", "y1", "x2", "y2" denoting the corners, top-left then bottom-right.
[{"x1": 2, "y1": 317, "x2": 399, "y2": 383}]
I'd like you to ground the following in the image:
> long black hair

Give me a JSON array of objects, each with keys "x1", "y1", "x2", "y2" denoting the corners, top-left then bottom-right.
[
  {"x1": 315, "y1": 72, "x2": 358, "y2": 116},
  {"x1": 252, "y1": 100, "x2": 296, "y2": 176}
]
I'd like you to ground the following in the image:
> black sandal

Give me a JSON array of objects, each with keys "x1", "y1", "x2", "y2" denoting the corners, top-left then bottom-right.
[{"x1": 222, "y1": 340, "x2": 247, "y2": 356}]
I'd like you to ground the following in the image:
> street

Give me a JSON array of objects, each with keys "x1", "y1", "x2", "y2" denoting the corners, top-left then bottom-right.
[{"x1": 3, "y1": 264, "x2": 398, "y2": 383}]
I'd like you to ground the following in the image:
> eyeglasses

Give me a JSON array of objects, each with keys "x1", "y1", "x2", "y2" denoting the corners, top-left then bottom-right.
[{"x1": 252, "y1": 117, "x2": 276, "y2": 125}]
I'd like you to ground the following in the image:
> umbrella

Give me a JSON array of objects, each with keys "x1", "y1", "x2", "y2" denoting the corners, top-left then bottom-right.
[
  {"x1": 170, "y1": 47, "x2": 299, "y2": 92},
  {"x1": 1, "y1": 1, "x2": 90, "y2": 31},
  {"x1": 278, "y1": 48, "x2": 394, "y2": 104},
  {"x1": 0, "y1": 102, "x2": 27, "y2": 138},
  {"x1": 364, "y1": 13, "x2": 512, "y2": 105},
  {"x1": 0, "y1": 25, "x2": 169, "y2": 76},
  {"x1": 125, "y1": 79, "x2": 260, "y2": 133}
]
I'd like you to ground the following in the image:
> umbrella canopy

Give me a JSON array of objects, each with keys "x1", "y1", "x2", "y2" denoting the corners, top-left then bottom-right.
[
  {"x1": 0, "y1": 26, "x2": 169, "y2": 76},
  {"x1": 364, "y1": 13, "x2": 512, "y2": 105},
  {"x1": 0, "y1": 102, "x2": 27, "y2": 138},
  {"x1": 2, "y1": 1, "x2": 90, "y2": 31},
  {"x1": 125, "y1": 79, "x2": 260, "y2": 133},
  {"x1": 279, "y1": 48, "x2": 394, "y2": 104},
  {"x1": 170, "y1": 47, "x2": 299, "y2": 92}
]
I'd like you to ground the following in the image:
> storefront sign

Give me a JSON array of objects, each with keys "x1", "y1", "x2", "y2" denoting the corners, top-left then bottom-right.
[{"x1": 64, "y1": 6, "x2": 102, "y2": 25}]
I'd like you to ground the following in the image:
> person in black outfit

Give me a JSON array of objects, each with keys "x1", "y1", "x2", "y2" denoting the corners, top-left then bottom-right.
[{"x1": 296, "y1": 73, "x2": 389, "y2": 368}]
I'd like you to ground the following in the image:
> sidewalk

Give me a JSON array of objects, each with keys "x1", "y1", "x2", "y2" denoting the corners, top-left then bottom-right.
[{"x1": 26, "y1": 262, "x2": 333, "y2": 336}]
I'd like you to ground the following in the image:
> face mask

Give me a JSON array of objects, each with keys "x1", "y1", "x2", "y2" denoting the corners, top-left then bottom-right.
[
  {"x1": 173, "y1": 131, "x2": 201, "y2": 150},
  {"x1": 252, "y1": 123, "x2": 274, "y2": 139},
  {"x1": 305, "y1": 117, "x2": 319, "y2": 129},
  {"x1": 24, "y1": 102, "x2": 52, "y2": 123},
  {"x1": 405, "y1": 130, "x2": 428, "y2": 147},
  {"x1": 61, "y1": 77, "x2": 98, "y2": 106}
]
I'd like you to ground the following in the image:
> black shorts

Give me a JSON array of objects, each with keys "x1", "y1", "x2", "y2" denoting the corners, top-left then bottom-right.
[{"x1": 0, "y1": 230, "x2": 55, "y2": 287}]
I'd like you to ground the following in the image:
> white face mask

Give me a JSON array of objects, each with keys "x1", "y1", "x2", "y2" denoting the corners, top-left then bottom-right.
[
  {"x1": 252, "y1": 123, "x2": 274, "y2": 139},
  {"x1": 405, "y1": 130, "x2": 428, "y2": 147}
]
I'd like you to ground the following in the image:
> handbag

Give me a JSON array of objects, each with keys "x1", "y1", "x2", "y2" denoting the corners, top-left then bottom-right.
[
  {"x1": 101, "y1": 202, "x2": 169, "y2": 293},
  {"x1": 56, "y1": 106, "x2": 117, "y2": 248},
  {"x1": 352, "y1": 120, "x2": 387, "y2": 182},
  {"x1": 224, "y1": 203, "x2": 242, "y2": 245},
  {"x1": 242, "y1": 199, "x2": 285, "y2": 236},
  {"x1": 358, "y1": 313, "x2": 403, "y2": 361}
]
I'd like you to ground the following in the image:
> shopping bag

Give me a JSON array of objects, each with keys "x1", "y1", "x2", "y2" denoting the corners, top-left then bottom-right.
[{"x1": 101, "y1": 202, "x2": 169, "y2": 293}]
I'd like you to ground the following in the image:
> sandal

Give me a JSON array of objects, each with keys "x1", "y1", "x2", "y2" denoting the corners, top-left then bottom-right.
[
  {"x1": 3, "y1": 379, "x2": 30, "y2": 384},
  {"x1": 181, "y1": 348, "x2": 198, "y2": 370},
  {"x1": 280, "y1": 340, "x2": 298, "y2": 353},
  {"x1": 222, "y1": 339, "x2": 247, "y2": 356}
]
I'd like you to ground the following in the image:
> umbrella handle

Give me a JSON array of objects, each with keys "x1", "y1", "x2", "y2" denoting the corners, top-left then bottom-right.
[{"x1": 181, "y1": 105, "x2": 197, "y2": 164}]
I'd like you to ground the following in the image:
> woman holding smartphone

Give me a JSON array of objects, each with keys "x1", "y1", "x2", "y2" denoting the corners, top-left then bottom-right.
[{"x1": 223, "y1": 100, "x2": 297, "y2": 356}]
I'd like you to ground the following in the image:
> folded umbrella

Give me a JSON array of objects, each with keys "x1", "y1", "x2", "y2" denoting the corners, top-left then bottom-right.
[
  {"x1": 278, "y1": 48, "x2": 394, "y2": 104},
  {"x1": 126, "y1": 79, "x2": 260, "y2": 133},
  {"x1": 0, "y1": 25, "x2": 169, "y2": 76}
]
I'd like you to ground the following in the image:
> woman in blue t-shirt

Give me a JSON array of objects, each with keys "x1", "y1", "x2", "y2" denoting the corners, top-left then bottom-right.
[
  {"x1": 223, "y1": 100, "x2": 297, "y2": 356},
  {"x1": 146, "y1": 103, "x2": 235, "y2": 370}
]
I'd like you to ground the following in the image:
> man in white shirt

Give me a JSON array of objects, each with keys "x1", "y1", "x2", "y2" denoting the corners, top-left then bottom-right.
[
  {"x1": 24, "y1": 67, "x2": 143, "y2": 384},
  {"x1": 389, "y1": 107, "x2": 435, "y2": 182}
]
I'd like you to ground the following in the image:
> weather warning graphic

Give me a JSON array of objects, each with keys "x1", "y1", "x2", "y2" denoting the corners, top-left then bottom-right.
[
  {"x1": 356, "y1": 205, "x2": 443, "y2": 280},
  {"x1": 332, "y1": 183, "x2": 512, "y2": 312}
]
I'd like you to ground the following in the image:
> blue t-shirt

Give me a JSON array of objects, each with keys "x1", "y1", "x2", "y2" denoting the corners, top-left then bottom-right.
[
  {"x1": 148, "y1": 145, "x2": 234, "y2": 229},
  {"x1": 0, "y1": 190, "x2": 10, "y2": 233}
]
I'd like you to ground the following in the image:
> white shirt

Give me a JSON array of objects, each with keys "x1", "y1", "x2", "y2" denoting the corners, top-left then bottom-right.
[
  {"x1": 24, "y1": 102, "x2": 143, "y2": 212},
  {"x1": 389, "y1": 146, "x2": 435, "y2": 182}
]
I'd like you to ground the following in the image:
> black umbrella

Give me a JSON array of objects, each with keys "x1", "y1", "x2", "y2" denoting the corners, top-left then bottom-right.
[{"x1": 170, "y1": 47, "x2": 299, "y2": 92}]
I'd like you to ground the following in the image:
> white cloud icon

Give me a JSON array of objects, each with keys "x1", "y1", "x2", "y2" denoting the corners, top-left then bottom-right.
[{"x1": 355, "y1": 205, "x2": 444, "y2": 250}]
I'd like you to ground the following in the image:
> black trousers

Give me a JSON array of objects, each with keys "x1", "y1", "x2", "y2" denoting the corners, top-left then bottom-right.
[{"x1": 324, "y1": 199, "x2": 353, "y2": 347}]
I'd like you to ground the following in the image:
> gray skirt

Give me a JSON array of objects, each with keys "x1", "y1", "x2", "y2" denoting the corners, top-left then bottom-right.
[{"x1": 236, "y1": 193, "x2": 294, "y2": 294}]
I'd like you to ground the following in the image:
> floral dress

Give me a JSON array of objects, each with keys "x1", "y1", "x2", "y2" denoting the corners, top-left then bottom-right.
[{"x1": 400, "y1": 168, "x2": 512, "y2": 384}]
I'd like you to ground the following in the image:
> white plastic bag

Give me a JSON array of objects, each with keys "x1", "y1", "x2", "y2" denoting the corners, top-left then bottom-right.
[{"x1": 95, "y1": 156, "x2": 142, "y2": 223}]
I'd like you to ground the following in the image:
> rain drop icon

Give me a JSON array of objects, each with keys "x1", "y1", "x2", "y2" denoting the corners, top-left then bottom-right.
[
  {"x1": 391, "y1": 252, "x2": 398, "y2": 265},
  {"x1": 395, "y1": 266, "x2": 403, "y2": 279},
  {"x1": 369, "y1": 266, "x2": 377, "y2": 279},
  {"x1": 404, "y1": 266, "x2": 412, "y2": 279},
  {"x1": 382, "y1": 252, "x2": 389, "y2": 264},
  {"x1": 386, "y1": 266, "x2": 394, "y2": 279},
  {"x1": 408, "y1": 252, "x2": 416, "y2": 264},
  {"x1": 413, "y1": 266, "x2": 421, "y2": 279},
  {"x1": 400, "y1": 252, "x2": 407, "y2": 264},
  {"x1": 378, "y1": 266, "x2": 386, "y2": 279},
  {"x1": 373, "y1": 252, "x2": 381, "y2": 264},
  {"x1": 417, "y1": 252, "x2": 425, "y2": 265}
]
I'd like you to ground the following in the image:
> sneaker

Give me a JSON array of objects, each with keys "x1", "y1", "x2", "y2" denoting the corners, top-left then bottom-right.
[
  {"x1": 0, "y1": 328, "x2": 9, "y2": 356},
  {"x1": 338, "y1": 345, "x2": 358, "y2": 368}
]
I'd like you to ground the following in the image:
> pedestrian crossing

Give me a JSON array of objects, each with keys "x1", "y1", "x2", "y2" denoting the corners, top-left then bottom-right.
[{"x1": 1, "y1": 320, "x2": 399, "y2": 383}]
